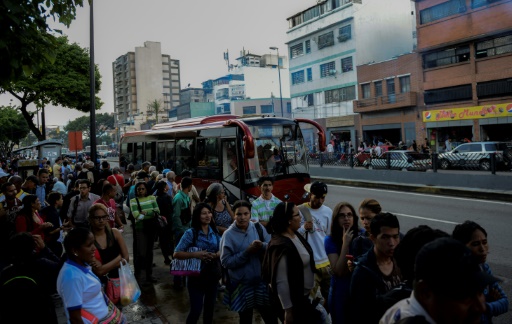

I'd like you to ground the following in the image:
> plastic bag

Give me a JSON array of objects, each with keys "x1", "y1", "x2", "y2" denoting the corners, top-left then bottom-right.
[{"x1": 119, "y1": 259, "x2": 141, "y2": 306}]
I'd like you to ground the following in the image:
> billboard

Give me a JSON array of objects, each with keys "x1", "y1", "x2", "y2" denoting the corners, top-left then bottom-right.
[{"x1": 423, "y1": 103, "x2": 512, "y2": 122}]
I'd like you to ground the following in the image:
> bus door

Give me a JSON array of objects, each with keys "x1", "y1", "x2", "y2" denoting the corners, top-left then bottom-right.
[
  {"x1": 157, "y1": 141, "x2": 175, "y2": 171},
  {"x1": 195, "y1": 138, "x2": 222, "y2": 197},
  {"x1": 221, "y1": 138, "x2": 243, "y2": 202}
]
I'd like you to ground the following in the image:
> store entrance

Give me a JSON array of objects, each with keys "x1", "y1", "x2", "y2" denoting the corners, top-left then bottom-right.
[
  {"x1": 481, "y1": 124, "x2": 512, "y2": 142},
  {"x1": 429, "y1": 126, "x2": 473, "y2": 152},
  {"x1": 363, "y1": 128, "x2": 401, "y2": 147}
]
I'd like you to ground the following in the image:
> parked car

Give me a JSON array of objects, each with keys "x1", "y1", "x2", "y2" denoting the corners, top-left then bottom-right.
[
  {"x1": 437, "y1": 142, "x2": 511, "y2": 171},
  {"x1": 364, "y1": 150, "x2": 431, "y2": 171}
]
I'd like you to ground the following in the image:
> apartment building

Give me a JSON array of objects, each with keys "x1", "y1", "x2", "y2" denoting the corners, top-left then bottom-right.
[
  {"x1": 414, "y1": 0, "x2": 512, "y2": 149},
  {"x1": 286, "y1": 0, "x2": 416, "y2": 146},
  {"x1": 112, "y1": 41, "x2": 181, "y2": 133}
]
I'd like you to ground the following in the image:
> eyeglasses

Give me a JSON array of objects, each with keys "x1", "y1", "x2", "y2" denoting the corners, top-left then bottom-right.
[
  {"x1": 91, "y1": 215, "x2": 108, "y2": 221},
  {"x1": 338, "y1": 212, "x2": 353, "y2": 218}
]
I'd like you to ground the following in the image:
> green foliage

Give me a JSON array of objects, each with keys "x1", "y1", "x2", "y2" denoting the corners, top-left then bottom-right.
[
  {"x1": 0, "y1": 106, "x2": 30, "y2": 156},
  {"x1": 146, "y1": 99, "x2": 164, "y2": 123},
  {"x1": 0, "y1": 0, "x2": 85, "y2": 86},
  {"x1": 64, "y1": 112, "x2": 114, "y2": 139},
  {"x1": 3, "y1": 36, "x2": 102, "y2": 141}
]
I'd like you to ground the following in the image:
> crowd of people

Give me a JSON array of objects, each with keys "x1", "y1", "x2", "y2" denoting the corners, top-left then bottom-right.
[{"x1": 0, "y1": 156, "x2": 509, "y2": 324}]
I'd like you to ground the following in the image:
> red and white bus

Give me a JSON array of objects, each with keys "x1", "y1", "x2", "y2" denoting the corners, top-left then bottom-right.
[{"x1": 119, "y1": 115, "x2": 325, "y2": 203}]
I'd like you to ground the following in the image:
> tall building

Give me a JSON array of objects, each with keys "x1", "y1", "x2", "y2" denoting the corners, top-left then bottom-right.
[
  {"x1": 414, "y1": 0, "x2": 512, "y2": 148},
  {"x1": 112, "y1": 41, "x2": 181, "y2": 133},
  {"x1": 286, "y1": 0, "x2": 416, "y2": 145}
]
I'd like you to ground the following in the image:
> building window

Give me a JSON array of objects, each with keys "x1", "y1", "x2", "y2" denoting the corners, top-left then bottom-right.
[
  {"x1": 338, "y1": 25, "x2": 352, "y2": 42},
  {"x1": 307, "y1": 68, "x2": 313, "y2": 81},
  {"x1": 325, "y1": 86, "x2": 356, "y2": 103},
  {"x1": 476, "y1": 34, "x2": 512, "y2": 59},
  {"x1": 387, "y1": 79, "x2": 396, "y2": 103},
  {"x1": 424, "y1": 84, "x2": 472, "y2": 104},
  {"x1": 290, "y1": 43, "x2": 304, "y2": 59},
  {"x1": 287, "y1": 102, "x2": 292, "y2": 113},
  {"x1": 423, "y1": 45, "x2": 470, "y2": 69},
  {"x1": 399, "y1": 76, "x2": 410, "y2": 93},
  {"x1": 375, "y1": 81, "x2": 382, "y2": 97},
  {"x1": 306, "y1": 94, "x2": 314, "y2": 106},
  {"x1": 243, "y1": 106, "x2": 257, "y2": 114},
  {"x1": 318, "y1": 31, "x2": 334, "y2": 49},
  {"x1": 261, "y1": 104, "x2": 273, "y2": 114},
  {"x1": 361, "y1": 84, "x2": 371, "y2": 99},
  {"x1": 320, "y1": 61, "x2": 335, "y2": 78},
  {"x1": 305, "y1": 40, "x2": 311, "y2": 54},
  {"x1": 472, "y1": 0, "x2": 503, "y2": 9},
  {"x1": 477, "y1": 78, "x2": 512, "y2": 99},
  {"x1": 291, "y1": 70, "x2": 305, "y2": 85},
  {"x1": 341, "y1": 57, "x2": 353, "y2": 72},
  {"x1": 420, "y1": 0, "x2": 466, "y2": 24}
]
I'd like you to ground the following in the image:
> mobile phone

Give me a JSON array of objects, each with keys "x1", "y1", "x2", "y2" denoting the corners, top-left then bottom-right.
[{"x1": 346, "y1": 254, "x2": 354, "y2": 261}]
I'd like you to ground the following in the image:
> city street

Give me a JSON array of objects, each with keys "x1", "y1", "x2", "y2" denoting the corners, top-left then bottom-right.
[{"x1": 119, "y1": 183, "x2": 512, "y2": 324}]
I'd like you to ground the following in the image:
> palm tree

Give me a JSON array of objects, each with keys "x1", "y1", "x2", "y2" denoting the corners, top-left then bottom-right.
[{"x1": 146, "y1": 99, "x2": 164, "y2": 124}]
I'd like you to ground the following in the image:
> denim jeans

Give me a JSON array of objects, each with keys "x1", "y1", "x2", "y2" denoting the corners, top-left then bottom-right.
[{"x1": 186, "y1": 278, "x2": 218, "y2": 324}]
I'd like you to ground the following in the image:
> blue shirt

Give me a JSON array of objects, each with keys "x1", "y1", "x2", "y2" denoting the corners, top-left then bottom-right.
[
  {"x1": 175, "y1": 226, "x2": 220, "y2": 253},
  {"x1": 35, "y1": 185, "x2": 47, "y2": 208}
]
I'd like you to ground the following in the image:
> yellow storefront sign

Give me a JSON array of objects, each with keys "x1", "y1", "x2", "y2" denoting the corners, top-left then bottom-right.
[{"x1": 423, "y1": 103, "x2": 512, "y2": 122}]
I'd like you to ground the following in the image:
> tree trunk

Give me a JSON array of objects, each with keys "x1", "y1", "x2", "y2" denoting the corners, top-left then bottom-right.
[{"x1": 19, "y1": 102, "x2": 44, "y2": 141}]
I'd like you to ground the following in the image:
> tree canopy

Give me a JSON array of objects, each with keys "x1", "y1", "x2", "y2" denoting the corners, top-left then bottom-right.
[
  {"x1": 0, "y1": 0, "x2": 85, "y2": 86},
  {"x1": 3, "y1": 36, "x2": 102, "y2": 141},
  {"x1": 64, "y1": 112, "x2": 114, "y2": 139},
  {"x1": 0, "y1": 106, "x2": 30, "y2": 157}
]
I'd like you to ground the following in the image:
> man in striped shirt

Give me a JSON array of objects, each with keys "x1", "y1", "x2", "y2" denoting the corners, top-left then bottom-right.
[{"x1": 250, "y1": 176, "x2": 281, "y2": 228}]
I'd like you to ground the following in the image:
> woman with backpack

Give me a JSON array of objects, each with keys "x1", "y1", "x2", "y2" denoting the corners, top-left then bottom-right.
[
  {"x1": 220, "y1": 200, "x2": 276, "y2": 324},
  {"x1": 173, "y1": 202, "x2": 221, "y2": 324}
]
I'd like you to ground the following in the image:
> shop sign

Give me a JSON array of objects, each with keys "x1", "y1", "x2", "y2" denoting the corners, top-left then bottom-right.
[{"x1": 423, "y1": 103, "x2": 512, "y2": 122}]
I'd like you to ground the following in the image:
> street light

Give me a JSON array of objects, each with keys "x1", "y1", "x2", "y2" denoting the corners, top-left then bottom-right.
[{"x1": 269, "y1": 47, "x2": 284, "y2": 117}]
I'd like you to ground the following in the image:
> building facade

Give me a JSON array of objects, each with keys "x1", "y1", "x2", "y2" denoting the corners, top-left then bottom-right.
[
  {"x1": 112, "y1": 41, "x2": 181, "y2": 134},
  {"x1": 286, "y1": 0, "x2": 416, "y2": 145},
  {"x1": 414, "y1": 0, "x2": 512, "y2": 150}
]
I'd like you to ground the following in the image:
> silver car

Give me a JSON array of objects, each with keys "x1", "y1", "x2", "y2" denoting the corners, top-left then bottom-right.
[
  {"x1": 438, "y1": 142, "x2": 511, "y2": 171},
  {"x1": 364, "y1": 150, "x2": 431, "y2": 171}
]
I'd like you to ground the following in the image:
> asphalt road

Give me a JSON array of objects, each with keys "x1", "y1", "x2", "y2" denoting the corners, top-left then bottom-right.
[{"x1": 321, "y1": 184, "x2": 512, "y2": 324}]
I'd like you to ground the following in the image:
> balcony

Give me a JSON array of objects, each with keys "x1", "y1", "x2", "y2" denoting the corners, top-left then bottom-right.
[{"x1": 353, "y1": 92, "x2": 417, "y2": 113}]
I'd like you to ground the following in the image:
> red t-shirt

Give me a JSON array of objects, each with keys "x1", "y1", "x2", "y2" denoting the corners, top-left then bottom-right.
[
  {"x1": 107, "y1": 174, "x2": 125, "y2": 187},
  {"x1": 94, "y1": 198, "x2": 117, "y2": 228},
  {"x1": 15, "y1": 212, "x2": 45, "y2": 240}
]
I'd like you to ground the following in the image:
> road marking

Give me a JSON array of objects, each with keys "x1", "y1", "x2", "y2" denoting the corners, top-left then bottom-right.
[
  {"x1": 329, "y1": 184, "x2": 512, "y2": 206},
  {"x1": 392, "y1": 213, "x2": 458, "y2": 225}
]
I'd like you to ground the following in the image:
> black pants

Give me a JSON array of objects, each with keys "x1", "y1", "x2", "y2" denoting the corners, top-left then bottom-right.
[
  {"x1": 239, "y1": 306, "x2": 278, "y2": 324},
  {"x1": 159, "y1": 222, "x2": 173, "y2": 261},
  {"x1": 133, "y1": 220, "x2": 156, "y2": 278}
]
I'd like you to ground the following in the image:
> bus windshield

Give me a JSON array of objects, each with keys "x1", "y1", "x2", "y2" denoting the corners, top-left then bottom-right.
[{"x1": 246, "y1": 123, "x2": 308, "y2": 184}]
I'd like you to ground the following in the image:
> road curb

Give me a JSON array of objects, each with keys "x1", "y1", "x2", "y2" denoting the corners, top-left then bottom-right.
[{"x1": 312, "y1": 176, "x2": 512, "y2": 202}]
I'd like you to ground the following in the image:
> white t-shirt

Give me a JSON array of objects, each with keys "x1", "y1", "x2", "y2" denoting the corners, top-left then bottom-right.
[
  {"x1": 297, "y1": 204, "x2": 333, "y2": 269},
  {"x1": 57, "y1": 260, "x2": 108, "y2": 324}
]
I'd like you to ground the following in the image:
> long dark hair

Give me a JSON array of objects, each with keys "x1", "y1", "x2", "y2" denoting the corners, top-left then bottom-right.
[
  {"x1": 329, "y1": 202, "x2": 359, "y2": 249},
  {"x1": 63, "y1": 227, "x2": 92, "y2": 260},
  {"x1": 19, "y1": 194, "x2": 39, "y2": 232},
  {"x1": 191, "y1": 202, "x2": 218, "y2": 234},
  {"x1": 270, "y1": 202, "x2": 297, "y2": 234}
]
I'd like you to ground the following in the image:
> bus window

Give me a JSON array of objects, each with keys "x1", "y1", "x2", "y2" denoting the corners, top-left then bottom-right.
[
  {"x1": 222, "y1": 140, "x2": 238, "y2": 183},
  {"x1": 165, "y1": 141, "x2": 175, "y2": 171},
  {"x1": 146, "y1": 142, "x2": 156, "y2": 166},
  {"x1": 176, "y1": 139, "x2": 194, "y2": 175},
  {"x1": 196, "y1": 138, "x2": 221, "y2": 180},
  {"x1": 134, "y1": 143, "x2": 143, "y2": 167},
  {"x1": 157, "y1": 142, "x2": 166, "y2": 171}
]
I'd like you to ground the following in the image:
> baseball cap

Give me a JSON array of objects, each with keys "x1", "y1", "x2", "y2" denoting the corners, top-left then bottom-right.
[
  {"x1": 304, "y1": 181, "x2": 328, "y2": 198},
  {"x1": 162, "y1": 169, "x2": 170, "y2": 176},
  {"x1": 415, "y1": 237, "x2": 498, "y2": 299},
  {"x1": 0, "y1": 170, "x2": 9, "y2": 178}
]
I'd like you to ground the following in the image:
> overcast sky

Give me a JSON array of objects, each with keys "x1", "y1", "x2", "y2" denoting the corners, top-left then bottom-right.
[{"x1": 1, "y1": 0, "x2": 315, "y2": 127}]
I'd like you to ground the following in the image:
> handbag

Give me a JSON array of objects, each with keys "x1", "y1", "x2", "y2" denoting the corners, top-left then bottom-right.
[
  {"x1": 153, "y1": 210, "x2": 168, "y2": 229},
  {"x1": 119, "y1": 259, "x2": 141, "y2": 306},
  {"x1": 170, "y1": 246, "x2": 202, "y2": 277},
  {"x1": 105, "y1": 277, "x2": 121, "y2": 305}
]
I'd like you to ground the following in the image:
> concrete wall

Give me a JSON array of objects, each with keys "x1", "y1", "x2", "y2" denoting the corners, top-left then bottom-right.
[{"x1": 135, "y1": 41, "x2": 164, "y2": 115}]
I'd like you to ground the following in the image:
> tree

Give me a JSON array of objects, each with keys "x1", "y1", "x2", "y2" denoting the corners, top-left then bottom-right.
[
  {"x1": 0, "y1": 106, "x2": 30, "y2": 157},
  {"x1": 146, "y1": 99, "x2": 165, "y2": 124},
  {"x1": 0, "y1": 0, "x2": 85, "y2": 86},
  {"x1": 65, "y1": 113, "x2": 114, "y2": 140},
  {"x1": 2, "y1": 36, "x2": 102, "y2": 141}
]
